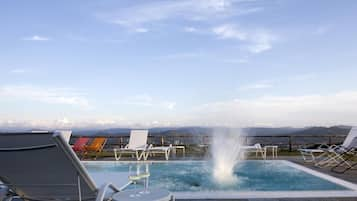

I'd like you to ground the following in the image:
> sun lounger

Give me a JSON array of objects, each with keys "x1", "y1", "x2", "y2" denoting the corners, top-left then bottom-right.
[
  {"x1": 240, "y1": 143, "x2": 266, "y2": 159},
  {"x1": 83, "y1": 137, "x2": 107, "y2": 160},
  {"x1": 72, "y1": 136, "x2": 90, "y2": 152},
  {"x1": 145, "y1": 144, "x2": 173, "y2": 160},
  {"x1": 298, "y1": 144, "x2": 330, "y2": 163},
  {"x1": 0, "y1": 131, "x2": 173, "y2": 201},
  {"x1": 315, "y1": 128, "x2": 357, "y2": 168},
  {"x1": 114, "y1": 130, "x2": 148, "y2": 160},
  {"x1": 326, "y1": 127, "x2": 357, "y2": 173}
]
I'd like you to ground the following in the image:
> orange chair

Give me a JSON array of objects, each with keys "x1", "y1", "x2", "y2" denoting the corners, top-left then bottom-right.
[{"x1": 83, "y1": 137, "x2": 107, "y2": 159}]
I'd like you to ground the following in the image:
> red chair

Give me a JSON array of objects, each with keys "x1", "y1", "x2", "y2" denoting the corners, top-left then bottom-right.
[{"x1": 72, "y1": 137, "x2": 90, "y2": 152}]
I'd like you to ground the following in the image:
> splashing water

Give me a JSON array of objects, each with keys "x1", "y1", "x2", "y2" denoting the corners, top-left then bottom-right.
[{"x1": 211, "y1": 129, "x2": 244, "y2": 185}]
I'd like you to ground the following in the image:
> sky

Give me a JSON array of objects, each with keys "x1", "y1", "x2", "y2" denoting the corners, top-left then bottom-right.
[{"x1": 1, "y1": 0, "x2": 357, "y2": 128}]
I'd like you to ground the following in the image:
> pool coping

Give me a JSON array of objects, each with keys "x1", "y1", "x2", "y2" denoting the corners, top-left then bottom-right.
[{"x1": 82, "y1": 160, "x2": 357, "y2": 199}]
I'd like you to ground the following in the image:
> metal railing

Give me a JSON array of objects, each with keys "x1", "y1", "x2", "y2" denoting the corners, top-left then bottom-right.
[{"x1": 70, "y1": 134, "x2": 347, "y2": 152}]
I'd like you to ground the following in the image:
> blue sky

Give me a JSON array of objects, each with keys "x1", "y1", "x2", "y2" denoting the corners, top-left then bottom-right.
[{"x1": 1, "y1": 0, "x2": 357, "y2": 128}]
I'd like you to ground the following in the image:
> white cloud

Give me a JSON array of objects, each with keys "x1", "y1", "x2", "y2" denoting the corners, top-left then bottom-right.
[
  {"x1": 0, "y1": 85, "x2": 91, "y2": 109},
  {"x1": 213, "y1": 24, "x2": 247, "y2": 40},
  {"x1": 3, "y1": 91, "x2": 356, "y2": 128},
  {"x1": 213, "y1": 24, "x2": 276, "y2": 53},
  {"x1": 122, "y1": 94, "x2": 154, "y2": 106},
  {"x1": 223, "y1": 58, "x2": 249, "y2": 64},
  {"x1": 159, "y1": 51, "x2": 204, "y2": 60},
  {"x1": 134, "y1": 28, "x2": 149, "y2": 33},
  {"x1": 184, "y1": 26, "x2": 198, "y2": 33},
  {"x1": 23, "y1": 35, "x2": 50, "y2": 41},
  {"x1": 239, "y1": 83, "x2": 273, "y2": 91},
  {"x1": 120, "y1": 94, "x2": 176, "y2": 110},
  {"x1": 162, "y1": 101, "x2": 177, "y2": 110},
  {"x1": 98, "y1": 0, "x2": 262, "y2": 29},
  {"x1": 191, "y1": 91, "x2": 357, "y2": 127},
  {"x1": 247, "y1": 31, "x2": 275, "y2": 53},
  {"x1": 290, "y1": 73, "x2": 316, "y2": 81},
  {"x1": 10, "y1": 69, "x2": 26, "y2": 74}
]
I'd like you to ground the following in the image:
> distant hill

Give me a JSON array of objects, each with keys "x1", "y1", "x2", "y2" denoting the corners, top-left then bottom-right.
[
  {"x1": 0, "y1": 125, "x2": 351, "y2": 137},
  {"x1": 288, "y1": 126, "x2": 351, "y2": 136},
  {"x1": 68, "y1": 126, "x2": 352, "y2": 137}
]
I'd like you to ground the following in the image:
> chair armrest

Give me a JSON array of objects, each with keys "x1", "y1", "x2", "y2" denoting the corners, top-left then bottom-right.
[{"x1": 318, "y1": 144, "x2": 330, "y2": 149}]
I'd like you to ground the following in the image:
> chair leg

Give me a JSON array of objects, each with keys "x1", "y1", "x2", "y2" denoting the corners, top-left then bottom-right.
[
  {"x1": 143, "y1": 151, "x2": 149, "y2": 160},
  {"x1": 136, "y1": 151, "x2": 139, "y2": 160},
  {"x1": 81, "y1": 151, "x2": 87, "y2": 160},
  {"x1": 114, "y1": 149, "x2": 119, "y2": 161},
  {"x1": 331, "y1": 154, "x2": 356, "y2": 173}
]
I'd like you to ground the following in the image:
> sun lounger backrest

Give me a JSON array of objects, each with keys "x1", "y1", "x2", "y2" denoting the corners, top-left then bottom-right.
[
  {"x1": 128, "y1": 130, "x2": 148, "y2": 149},
  {"x1": 0, "y1": 131, "x2": 97, "y2": 201},
  {"x1": 342, "y1": 127, "x2": 357, "y2": 148},
  {"x1": 86, "y1": 137, "x2": 107, "y2": 151},
  {"x1": 73, "y1": 137, "x2": 90, "y2": 151}
]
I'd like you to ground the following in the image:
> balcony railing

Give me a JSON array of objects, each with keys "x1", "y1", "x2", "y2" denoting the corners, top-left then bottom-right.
[{"x1": 70, "y1": 134, "x2": 346, "y2": 152}]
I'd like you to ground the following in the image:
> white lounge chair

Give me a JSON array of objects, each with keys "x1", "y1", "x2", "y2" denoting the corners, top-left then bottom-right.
[
  {"x1": 0, "y1": 131, "x2": 173, "y2": 201},
  {"x1": 145, "y1": 144, "x2": 173, "y2": 160},
  {"x1": 316, "y1": 127, "x2": 357, "y2": 168},
  {"x1": 298, "y1": 144, "x2": 331, "y2": 163},
  {"x1": 114, "y1": 130, "x2": 149, "y2": 161},
  {"x1": 240, "y1": 143, "x2": 266, "y2": 159}
]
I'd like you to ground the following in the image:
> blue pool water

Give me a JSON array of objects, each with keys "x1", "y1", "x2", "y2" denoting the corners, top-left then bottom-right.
[{"x1": 84, "y1": 160, "x2": 348, "y2": 192}]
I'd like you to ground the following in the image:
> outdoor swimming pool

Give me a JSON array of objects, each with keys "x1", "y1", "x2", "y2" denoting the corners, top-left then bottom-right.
[{"x1": 83, "y1": 160, "x2": 357, "y2": 199}]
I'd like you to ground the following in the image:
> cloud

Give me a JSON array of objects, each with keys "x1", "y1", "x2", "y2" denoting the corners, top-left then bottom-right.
[
  {"x1": 239, "y1": 83, "x2": 273, "y2": 91},
  {"x1": 290, "y1": 73, "x2": 316, "y2": 81},
  {"x1": 10, "y1": 69, "x2": 26, "y2": 74},
  {"x1": 213, "y1": 24, "x2": 276, "y2": 53},
  {"x1": 162, "y1": 101, "x2": 177, "y2": 110},
  {"x1": 213, "y1": 24, "x2": 247, "y2": 40},
  {"x1": 223, "y1": 58, "x2": 248, "y2": 64},
  {"x1": 98, "y1": 0, "x2": 262, "y2": 29},
  {"x1": 191, "y1": 91, "x2": 357, "y2": 127},
  {"x1": 184, "y1": 26, "x2": 198, "y2": 33},
  {"x1": 0, "y1": 85, "x2": 91, "y2": 109},
  {"x1": 123, "y1": 94, "x2": 154, "y2": 106},
  {"x1": 134, "y1": 28, "x2": 149, "y2": 33},
  {"x1": 120, "y1": 94, "x2": 176, "y2": 110},
  {"x1": 23, "y1": 35, "x2": 50, "y2": 41},
  {"x1": 159, "y1": 51, "x2": 204, "y2": 60}
]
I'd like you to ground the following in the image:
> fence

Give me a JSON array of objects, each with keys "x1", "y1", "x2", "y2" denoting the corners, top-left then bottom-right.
[{"x1": 70, "y1": 134, "x2": 346, "y2": 152}]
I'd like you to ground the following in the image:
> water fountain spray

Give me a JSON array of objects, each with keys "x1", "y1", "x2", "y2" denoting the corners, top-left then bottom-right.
[{"x1": 211, "y1": 128, "x2": 244, "y2": 185}]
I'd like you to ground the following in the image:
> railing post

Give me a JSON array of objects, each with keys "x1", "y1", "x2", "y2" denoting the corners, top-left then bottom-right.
[
  {"x1": 328, "y1": 136, "x2": 332, "y2": 145},
  {"x1": 289, "y1": 136, "x2": 292, "y2": 152},
  {"x1": 161, "y1": 136, "x2": 164, "y2": 146}
]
